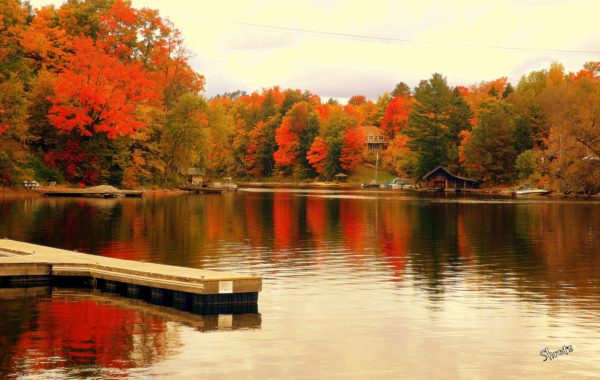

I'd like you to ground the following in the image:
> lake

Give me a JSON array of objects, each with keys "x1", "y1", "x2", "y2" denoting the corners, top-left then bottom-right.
[{"x1": 1, "y1": 189, "x2": 600, "y2": 379}]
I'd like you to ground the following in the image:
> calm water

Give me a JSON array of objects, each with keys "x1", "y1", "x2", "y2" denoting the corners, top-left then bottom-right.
[{"x1": 1, "y1": 190, "x2": 600, "y2": 379}]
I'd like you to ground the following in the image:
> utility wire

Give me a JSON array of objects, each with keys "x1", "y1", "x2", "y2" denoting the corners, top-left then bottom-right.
[
  {"x1": 223, "y1": 21, "x2": 600, "y2": 55},
  {"x1": 166, "y1": 10, "x2": 599, "y2": 56}
]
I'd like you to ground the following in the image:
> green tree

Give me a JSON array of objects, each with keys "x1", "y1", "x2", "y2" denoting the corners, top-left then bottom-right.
[
  {"x1": 314, "y1": 109, "x2": 357, "y2": 179},
  {"x1": 0, "y1": 75, "x2": 29, "y2": 185},
  {"x1": 405, "y1": 73, "x2": 452, "y2": 177},
  {"x1": 462, "y1": 100, "x2": 518, "y2": 183},
  {"x1": 391, "y1": 81, "x2": 411, "y2": 97},
  {"x1": 160, "y1": 94, "x2": 207, "y2": 183},
  {"x1": 447, "y1": 87, "x2": 472, "y2": 172}
]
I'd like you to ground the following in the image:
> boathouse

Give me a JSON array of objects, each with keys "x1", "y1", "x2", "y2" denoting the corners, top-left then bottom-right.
[
  {"x1": 185, "y1": 167, "x2": 205, "y2": 185},
  {"x1": 423, "y1": 166, "x2": 478, "y2": 190},
  {"x1": 334, "y1": 173, "x2": 348, "y2": 183}
]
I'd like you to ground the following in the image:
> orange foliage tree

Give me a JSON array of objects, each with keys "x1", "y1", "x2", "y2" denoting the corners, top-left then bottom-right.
[
  {"x1": 274, "y1": 102, "x2": 319, "y2": 176},
  {"x1": 306, "y1": 136, "x2": 329, "y2": 175},
  {"x1": 339, "y1": 127, "x2": 365, "y2": 172},
  {"x1": 20, "y1": 6, "x2": 72, "y2": 73},
  {"x1": 48, "y1": 37, "x2": 155, "y2": 139},
  {"x1": 380, "y1": 95, "x2": 411, "y2": 138}
]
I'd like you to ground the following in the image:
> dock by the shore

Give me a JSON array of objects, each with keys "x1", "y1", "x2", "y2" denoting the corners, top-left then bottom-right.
[
  {"x1": 41, "y1": 187, "x2": 143, "y2": 198},
  {"x1": 0, "y1": 240, "x2": 261, "y2": 313}
]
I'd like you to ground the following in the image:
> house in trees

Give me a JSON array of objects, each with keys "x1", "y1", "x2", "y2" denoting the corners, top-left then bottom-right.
[
  {"x1": 423, "y1": 166, "x2": 478, "y2": 190},
  {"x1": 359, "y1": 126, "x2": 388, "y2": 151},
  {"x1": 185, "y1": 167, "x2": 205, "y2": 184}
]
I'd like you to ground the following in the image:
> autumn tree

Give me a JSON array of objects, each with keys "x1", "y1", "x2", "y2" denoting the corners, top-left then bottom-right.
[
  {"x1": 0, "y1": 76, "x2": 29, "y2": 185},
  {"x1": 21, "y1": 6, "x2": 72, "y2": 73},
  {"x1": 541, "y1": 68, "x2": 600, "y2": 193},
  {"x1": 160, "y1": 94, "x2": 207, "y2": 183},
  {"x1": 0, "y1": 0, "x2": 29, "y2": 79},
  {"x1": 274, "y1": 102, "x2": 319, "y2": 177},
  {"x1": 204, "y1": 99, "x2": 236, "y2": 176},
  {"x1": 348, "y1": 95, "x2": 366, "y2": 106},
  {"x1": 380, "y1": 95, "x2": 411, "y2": 139},
  {"x1": 381, "y1": 134, "x2": 416, "y2": 176},
  {"x1": 306, "y1": 136, "x2": 328, "y2": 175},
  {"x1": 339, "y1": 127, "x2": 365, "y2": 172},
  {"x1": 246, "y1": 115, "x2": 280, "y2": 177},
  {"x1": 49, "y1": 37, "x2": 154, "y2": 139},
  {"x1": 307, "y1": 109, "x2": 357, "y2": 179}
]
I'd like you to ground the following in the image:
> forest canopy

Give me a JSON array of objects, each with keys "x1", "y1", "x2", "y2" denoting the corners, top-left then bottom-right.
[{"x1": 0, "y1": 0, "x2": 599, "y2": 192}]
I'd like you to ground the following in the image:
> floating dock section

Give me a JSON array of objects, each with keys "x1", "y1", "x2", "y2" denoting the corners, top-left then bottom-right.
[
  {"x1": 0, "y1": 240, "x2": 261, "y2": 314},
  {"x1": 41, "y1": 188, "x2": 143, "y2": 198}
]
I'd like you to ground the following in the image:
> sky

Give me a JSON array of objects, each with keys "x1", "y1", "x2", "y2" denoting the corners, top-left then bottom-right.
[{"x1": 29, "y1": 0, "x2": 600, "y2": 100}]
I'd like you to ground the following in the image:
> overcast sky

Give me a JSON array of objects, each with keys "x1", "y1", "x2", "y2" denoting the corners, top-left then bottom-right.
[{"x1": 30, "y1": 0, "x2": 600, "y2": 100}]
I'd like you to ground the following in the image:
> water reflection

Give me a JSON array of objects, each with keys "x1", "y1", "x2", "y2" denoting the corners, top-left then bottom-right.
[
  {"x1": 0, "y1": 287, "x2": 261, "y2": 379},
  {"x1": 2, "y1": 191, "x2": 600, "y2": 378},
  {"x1": 2, "y1": 192, "x2": 600, "y2": 297}
]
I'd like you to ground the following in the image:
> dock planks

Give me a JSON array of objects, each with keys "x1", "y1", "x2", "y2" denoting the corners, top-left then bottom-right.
[
  {"x1": 0, "y1": 240, "x2": 261, "y2": 311},
  {"x1": 41, "y1": 188, "x2": 143, "y2": 198}
]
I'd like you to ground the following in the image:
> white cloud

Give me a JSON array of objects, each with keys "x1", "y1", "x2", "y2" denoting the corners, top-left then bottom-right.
[{"x1": 29, "y1": 0, "x2": 600, "y2": 99}]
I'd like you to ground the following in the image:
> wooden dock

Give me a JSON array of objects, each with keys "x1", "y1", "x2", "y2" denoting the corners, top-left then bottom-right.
[
  {"x1": 177, "y1": 185, "x2": 226, "y2": 194},
  {"x1": 0, "y1": 240, "x2": 261, "y2": 313},
  {"x1": 41, "y1": 188, "x2": 143, "y2": 198}
]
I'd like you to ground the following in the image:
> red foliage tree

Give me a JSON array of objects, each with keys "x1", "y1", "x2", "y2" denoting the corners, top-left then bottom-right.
[
  {"x1": 273, "y1": 102, "x2": 313, "y2": 173},
  {"x1": 348, "y1": 95, "x2": 366, "y2": 106},
  {"x1": 44, "y1": 140, "x2": 99, "y2": 183},
  {"x1": 380, "y1": 95, "x2": 411, "y2": 138},
  {"x1": 306, "y1": 136, "x2": 329, "y2": 175},
  {"x1": 48, "y1": 37, "x2": 155, "y2": 139},
  {"x1": 339, "y1": 127, "x2": 365, "y2": 172}
]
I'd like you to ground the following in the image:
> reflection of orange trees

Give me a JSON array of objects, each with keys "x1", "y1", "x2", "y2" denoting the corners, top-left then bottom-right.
[
  {"x1": 456, "y1": 207, "x2": 475, "y2": 262},
  {"x1": 273, "y1": 193, "x2": 299, "y2": 251},
  {"x1": 13, "y1": 297, "x2": 173, "y2": 375},
  {"x1": 339, "y1": 199, "x2": 368, "y2": 256},
  {"x1": 244, "y1": 194, "x2": 267, "y2": 248},
  {"x1": 306, "y1": 197, "x2": 327, "y2": 251},
  {"x1": 378, "y1": 202, "x2": 410, "y2": 277},
  {"x1": 522, "y1": 205, "x2": 600, "y2": 293}
]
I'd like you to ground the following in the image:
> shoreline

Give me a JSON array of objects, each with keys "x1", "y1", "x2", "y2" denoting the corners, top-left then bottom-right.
[{"x1": 3, "y1": 184, "x2": 600, "y2": 200}]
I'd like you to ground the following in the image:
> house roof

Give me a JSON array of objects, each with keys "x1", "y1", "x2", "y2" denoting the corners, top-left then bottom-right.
[
  {"x1": 334, "y1": 173, "x2": 348, "y2": 178},
  {"x1": 359, "y1": 126, "x2": 384, "y2": 138},
  {"x1": 422, "y1": 166, "x2": 477, "y2": 183}
]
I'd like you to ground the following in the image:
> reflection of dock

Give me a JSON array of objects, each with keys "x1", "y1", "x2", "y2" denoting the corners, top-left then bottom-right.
[
  {"x1": 0, "y1": 240, "x2": 261, "y2": 314},
  {"x1": 0, "y1": 287, "x2": 260, "y2": 331}
]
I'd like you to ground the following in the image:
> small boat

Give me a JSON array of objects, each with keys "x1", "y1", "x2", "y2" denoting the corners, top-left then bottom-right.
[
  {"x1": 380, "y1": 178, "x2": 413, "y2": 190},
  {"x1": 514, "y1": 187, "x2": 550, "y2": 196}
]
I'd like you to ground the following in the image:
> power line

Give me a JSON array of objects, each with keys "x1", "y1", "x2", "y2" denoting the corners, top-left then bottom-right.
[{"x1": 211, "y1": 20, "x2": 600, "y2": 56}]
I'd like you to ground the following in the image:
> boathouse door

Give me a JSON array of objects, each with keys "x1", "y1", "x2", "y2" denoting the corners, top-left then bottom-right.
[{"x1": 433, "y1": 179, "x2": 445, "y2": 189}]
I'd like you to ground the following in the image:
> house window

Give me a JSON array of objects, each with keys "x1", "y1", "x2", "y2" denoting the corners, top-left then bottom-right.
[
  {"x1": 378, "y1": 136, "x2": 384, "y2": 141},
  {"x1": 368, "y1": 136, "x2": 374, "y2": 141}
]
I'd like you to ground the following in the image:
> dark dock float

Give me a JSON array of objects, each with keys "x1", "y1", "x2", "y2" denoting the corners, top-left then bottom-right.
[{"x1": 0, "y1": 240, "x2": 262, "y2": 314}]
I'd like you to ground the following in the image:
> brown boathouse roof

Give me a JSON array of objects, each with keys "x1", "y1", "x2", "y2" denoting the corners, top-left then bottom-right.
[{"x1": 422, "y1": 166, "x2": 478, "y2": 184}]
